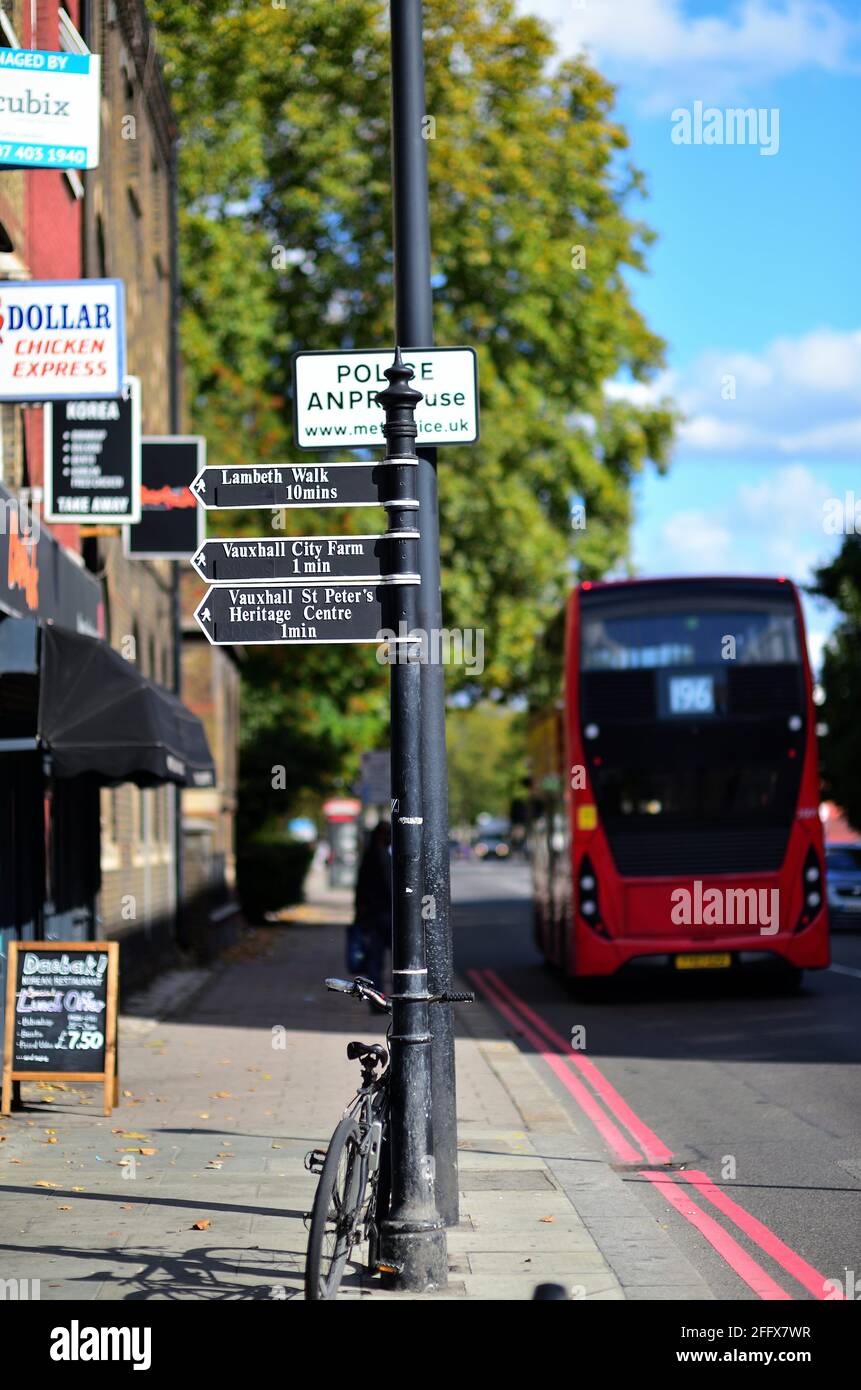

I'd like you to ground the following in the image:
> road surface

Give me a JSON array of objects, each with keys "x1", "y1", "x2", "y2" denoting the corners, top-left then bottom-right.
[{"x1": 452, "y1": 857, "x2": 861, "y2": 1301}]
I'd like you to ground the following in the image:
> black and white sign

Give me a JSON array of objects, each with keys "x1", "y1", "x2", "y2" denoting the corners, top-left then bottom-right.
[
  {"x1": 194, "y1": 581, "x2": 416, "y2": 647},
  {"x1": 292, "y1": 347, "x2": 479, "y2": 450},
  {"x1": 190, "y1": 462, "x2": 386, "y2": 511},
  {"x1": 44, "y1": 376, "x2": 141, "y2": 524},
  {"x1": 11, "y1": 948, "x2": 109, "y2": 1074},
  {"x1": 190, "y1": 533, "x2": 418, "y2": 585},
  {"x1": 125, "y1": 436, "x2": 205, "y2": 560}
]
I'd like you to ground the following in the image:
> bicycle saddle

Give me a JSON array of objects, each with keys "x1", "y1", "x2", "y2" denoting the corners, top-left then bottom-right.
[{"x1": 347, "y1": 1041, "x2": 387, "y2": 1064}]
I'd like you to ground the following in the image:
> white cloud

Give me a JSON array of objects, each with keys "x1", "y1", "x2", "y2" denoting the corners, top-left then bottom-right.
[
  {"x1": 610, "y1": 326, "x2": 861, "y2": 459},
  {"x1": 524, "y1": 0, "x2": 861, "y2": 105},
  {"x1": 658, "y1": 508, "x2": 734, "y2": 566}
]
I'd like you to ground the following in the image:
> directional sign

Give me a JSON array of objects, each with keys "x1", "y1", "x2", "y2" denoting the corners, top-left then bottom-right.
[
  {"x1": 194, "y1": 581, "x2": 415, "y2": 647},
  {"x1": 293, "y1": 347, "x2": 479, "y2": 450},
  {"x1": 189, "y1": 462, "x2": 386, "y2": 511},
  {"x1": 44, "y1": 377, "x2": 141, "y2": 524},
  {"x1": 190, "y1": 533, "x2": 418, "y2": 585}
]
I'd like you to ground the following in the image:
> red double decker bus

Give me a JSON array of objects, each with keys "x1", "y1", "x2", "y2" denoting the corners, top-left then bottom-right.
[{"x1": 529, "y1": 576, "x2": 829, "y2": 983}]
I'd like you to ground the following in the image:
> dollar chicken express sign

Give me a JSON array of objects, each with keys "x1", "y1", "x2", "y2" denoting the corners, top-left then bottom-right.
[
  {"x1": 0, "y1": 279, "x2": 125, "y2": 401},
  {"x1": 293, "y1": 348, "x2": 479, "y2": 450}
]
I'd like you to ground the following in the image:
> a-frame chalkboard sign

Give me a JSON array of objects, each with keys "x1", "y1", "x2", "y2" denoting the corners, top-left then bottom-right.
[{"x1": 2, "y1": 941, "x2": 119, "y2": 1116}]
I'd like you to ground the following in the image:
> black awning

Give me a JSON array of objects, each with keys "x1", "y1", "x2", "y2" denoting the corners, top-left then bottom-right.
[{"x1": 36, "y1": 623, "x2": 215, "y2": 789}]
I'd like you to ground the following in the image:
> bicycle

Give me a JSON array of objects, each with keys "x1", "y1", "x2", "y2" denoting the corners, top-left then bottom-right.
[{"x1": 303, "y1": 975, "x2": 474, "y2": 1301}]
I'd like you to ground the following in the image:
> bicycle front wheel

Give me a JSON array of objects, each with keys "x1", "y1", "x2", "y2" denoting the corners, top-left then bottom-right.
[{"x1": 305, "y1": 1115, "x2": 366, "y2": 1300}]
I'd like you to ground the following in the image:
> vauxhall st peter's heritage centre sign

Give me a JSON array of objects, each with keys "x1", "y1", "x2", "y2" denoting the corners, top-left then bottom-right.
[
  {"x1": 0, "y1": 47, "x2": 101, "y2": 170},
  {"x1": 44, "y1": 377, "x2": 142, "y2": 525},
  {"x1": 0, "y1": 278, "x2": 125, "y2": 401},
  {"x1": 292, "y1": 348, "x2": 479, "y2": 450}
]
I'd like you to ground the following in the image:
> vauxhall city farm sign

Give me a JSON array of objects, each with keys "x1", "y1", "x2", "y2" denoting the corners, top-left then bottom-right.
[
  {"x1": 292, "y1": 348, "x2": 479, "y2": 449},
  {"x1": 191, "y1": 533, "x2": 419, "y2": 585},
  {"x1": 0, "y1": 278, "x2": 125, "y2": 401},
  {"x1": 0, "y1": 47, "x2": 101, "y2": 170}
]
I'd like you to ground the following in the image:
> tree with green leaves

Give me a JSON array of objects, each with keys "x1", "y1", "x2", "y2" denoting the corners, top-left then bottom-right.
[
  {"x1": 810, "y1": 537, "x2": 861, "y2": 833},
  {"x1": 150, "y1": 0, "x2": 675, "y2": 829}
]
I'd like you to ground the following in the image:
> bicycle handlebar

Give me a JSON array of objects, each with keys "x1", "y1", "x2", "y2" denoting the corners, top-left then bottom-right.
[{"x1": 326, "y1": 977, "x2": 475, "y2": 1007}]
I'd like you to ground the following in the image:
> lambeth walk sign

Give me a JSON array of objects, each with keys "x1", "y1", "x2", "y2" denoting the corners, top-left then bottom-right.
[
  {"x1": 292, "y1": 348, "x2": 479, "y2": 450},
  {"x1": 189, "y1": 462, "x2": 384, "y2": 510},
  {"x1": 193, "y1": 581, "x2": 416, "y2": 648}
]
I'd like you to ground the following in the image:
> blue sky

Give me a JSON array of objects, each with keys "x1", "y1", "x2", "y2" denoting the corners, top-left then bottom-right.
[{"x1": 522, "y1": 0, "x2": 861, "y2": 669}]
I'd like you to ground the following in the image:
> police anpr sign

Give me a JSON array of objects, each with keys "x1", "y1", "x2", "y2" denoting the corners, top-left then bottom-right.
[
  {"x1": 0, "y1": 278, "x2": 125, "y2": 401},
  {"x1": 0, "y1": 48, "x2": 101, "y2": 170},
  {"x1": 44, "y1": 377, "x2": 141, "y2": 524},
  {"x1": 293, "y1": 347, "x2": 479, "y2": 450}
]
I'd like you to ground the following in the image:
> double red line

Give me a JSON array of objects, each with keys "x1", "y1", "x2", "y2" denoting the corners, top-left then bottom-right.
[{"x1": 468, "y1": 967, "x2": 842, "y2": 1301}]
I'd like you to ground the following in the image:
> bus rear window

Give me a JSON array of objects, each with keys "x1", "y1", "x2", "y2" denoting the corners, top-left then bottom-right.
[{"x1": 582, "y1": 605, "x2": 800, "y2": 671}]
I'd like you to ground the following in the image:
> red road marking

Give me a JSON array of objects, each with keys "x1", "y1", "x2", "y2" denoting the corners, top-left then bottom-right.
[
  {"x1": 639, "y1": 1170, "x2": 792, "y2": 1300},
  {"x1": 483, "y1": 967, "x2": 673, "y2": 1165},
  {"x1": 470, "y1": 966, "x2": 842, "y2": 1301},
  {"x1": 467, "y1": 969, "x2": 643, "y2": 1163},
  {"x1": 679, "y1": 1169, "x2": 843, "y2": 1301}
]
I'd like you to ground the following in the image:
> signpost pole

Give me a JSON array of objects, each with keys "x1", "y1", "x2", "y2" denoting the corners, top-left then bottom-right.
[
  {"x1": 376, "y1": 350, "x2": 447, "y2": 1291},
  {"x1": 390, "y1": 0, "x2": 459, "y2": 1227}
]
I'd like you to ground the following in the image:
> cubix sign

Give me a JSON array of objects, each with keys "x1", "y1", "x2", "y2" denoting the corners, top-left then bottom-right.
[
  {"x1": 0, "y1": 279, "x2": 125, "y2": 401},
  {"x1": 293, "y1": 347, "x2": 479, "y2": 450},
  {"x1": 0, "y1": 48, "x2": 101, "y2": 170}
]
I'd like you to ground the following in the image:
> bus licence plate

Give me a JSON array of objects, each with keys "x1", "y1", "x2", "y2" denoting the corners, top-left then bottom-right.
[{"x1": 675, "y1": 953, "x2": 732, "y2": 970}]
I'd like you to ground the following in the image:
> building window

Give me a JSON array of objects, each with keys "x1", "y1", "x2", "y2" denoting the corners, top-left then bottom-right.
[{"x1": 0, "y1": 9, "x2": 20, "y2": 48}]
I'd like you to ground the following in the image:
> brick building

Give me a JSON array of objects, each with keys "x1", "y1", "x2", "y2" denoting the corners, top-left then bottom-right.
[{"x1": 0, "y1": 0, "x2": 240, "y2": 1006}]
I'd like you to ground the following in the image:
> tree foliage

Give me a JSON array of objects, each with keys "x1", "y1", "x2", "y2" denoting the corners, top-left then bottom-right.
[
  {"x1": 150, "y1": 0, "x2": 675, "y2": 826},
  {"x1": 810, "y1": 538, "x2": 861, "y2": 832},
  {"x1": 446, "y1": 704, "x2": 527, "y2": 827}
]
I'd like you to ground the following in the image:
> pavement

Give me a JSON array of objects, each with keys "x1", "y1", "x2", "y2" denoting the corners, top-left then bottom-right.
[{"x1": 0, "y1": 865, "x2": 713, "y2": 1302}]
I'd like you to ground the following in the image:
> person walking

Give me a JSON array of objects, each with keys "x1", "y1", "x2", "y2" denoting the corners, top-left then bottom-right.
[{"x1": 353, "y1": 821, "x2": 392, "y2": 1009}]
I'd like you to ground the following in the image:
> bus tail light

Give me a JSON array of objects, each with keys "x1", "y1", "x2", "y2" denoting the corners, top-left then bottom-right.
[
  {"x1": 794, "y1": 847, "x2": 823, "y2": 932},
  {"x1": 578, "y1": 855, "x2": 608, "y2": 936}
]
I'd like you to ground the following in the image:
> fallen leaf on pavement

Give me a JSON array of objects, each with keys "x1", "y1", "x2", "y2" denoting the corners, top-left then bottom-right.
[
  {"x1": 191, "y1": 1219, "x2": 211, "y2": 1230},
  {"x1": 34, "y1": 1180, "x2": 60, "y2": 1188},
  {"x1": 198, "y1": 1112, "x2": 210, "y2": 1120},
  {"x1": 210, "y1": 1092, "x2": 233, "y2": 1100},
  {"x1": 57, "y1": 1205, "x2": 72, "y2": 1212},
  {"x1": 206, "y1": 1162, "x2": 222, "y2": 1170},
  {"x1": 539, "y1": 1216, "x2": 555, "y2": 1223}
]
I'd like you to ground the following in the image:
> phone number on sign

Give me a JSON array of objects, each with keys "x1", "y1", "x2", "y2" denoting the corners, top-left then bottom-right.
[{"x1": 0, "y1": 143, "x2": 87, "y2": 166}]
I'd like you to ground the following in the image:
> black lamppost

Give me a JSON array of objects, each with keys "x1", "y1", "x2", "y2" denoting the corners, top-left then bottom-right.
[
  {"x1": 376, "y1": 350, "x2": 448, "y2": 1291},
  {"x1": 390, "y1": 0, "x2": 459, "y2": 1230}
]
